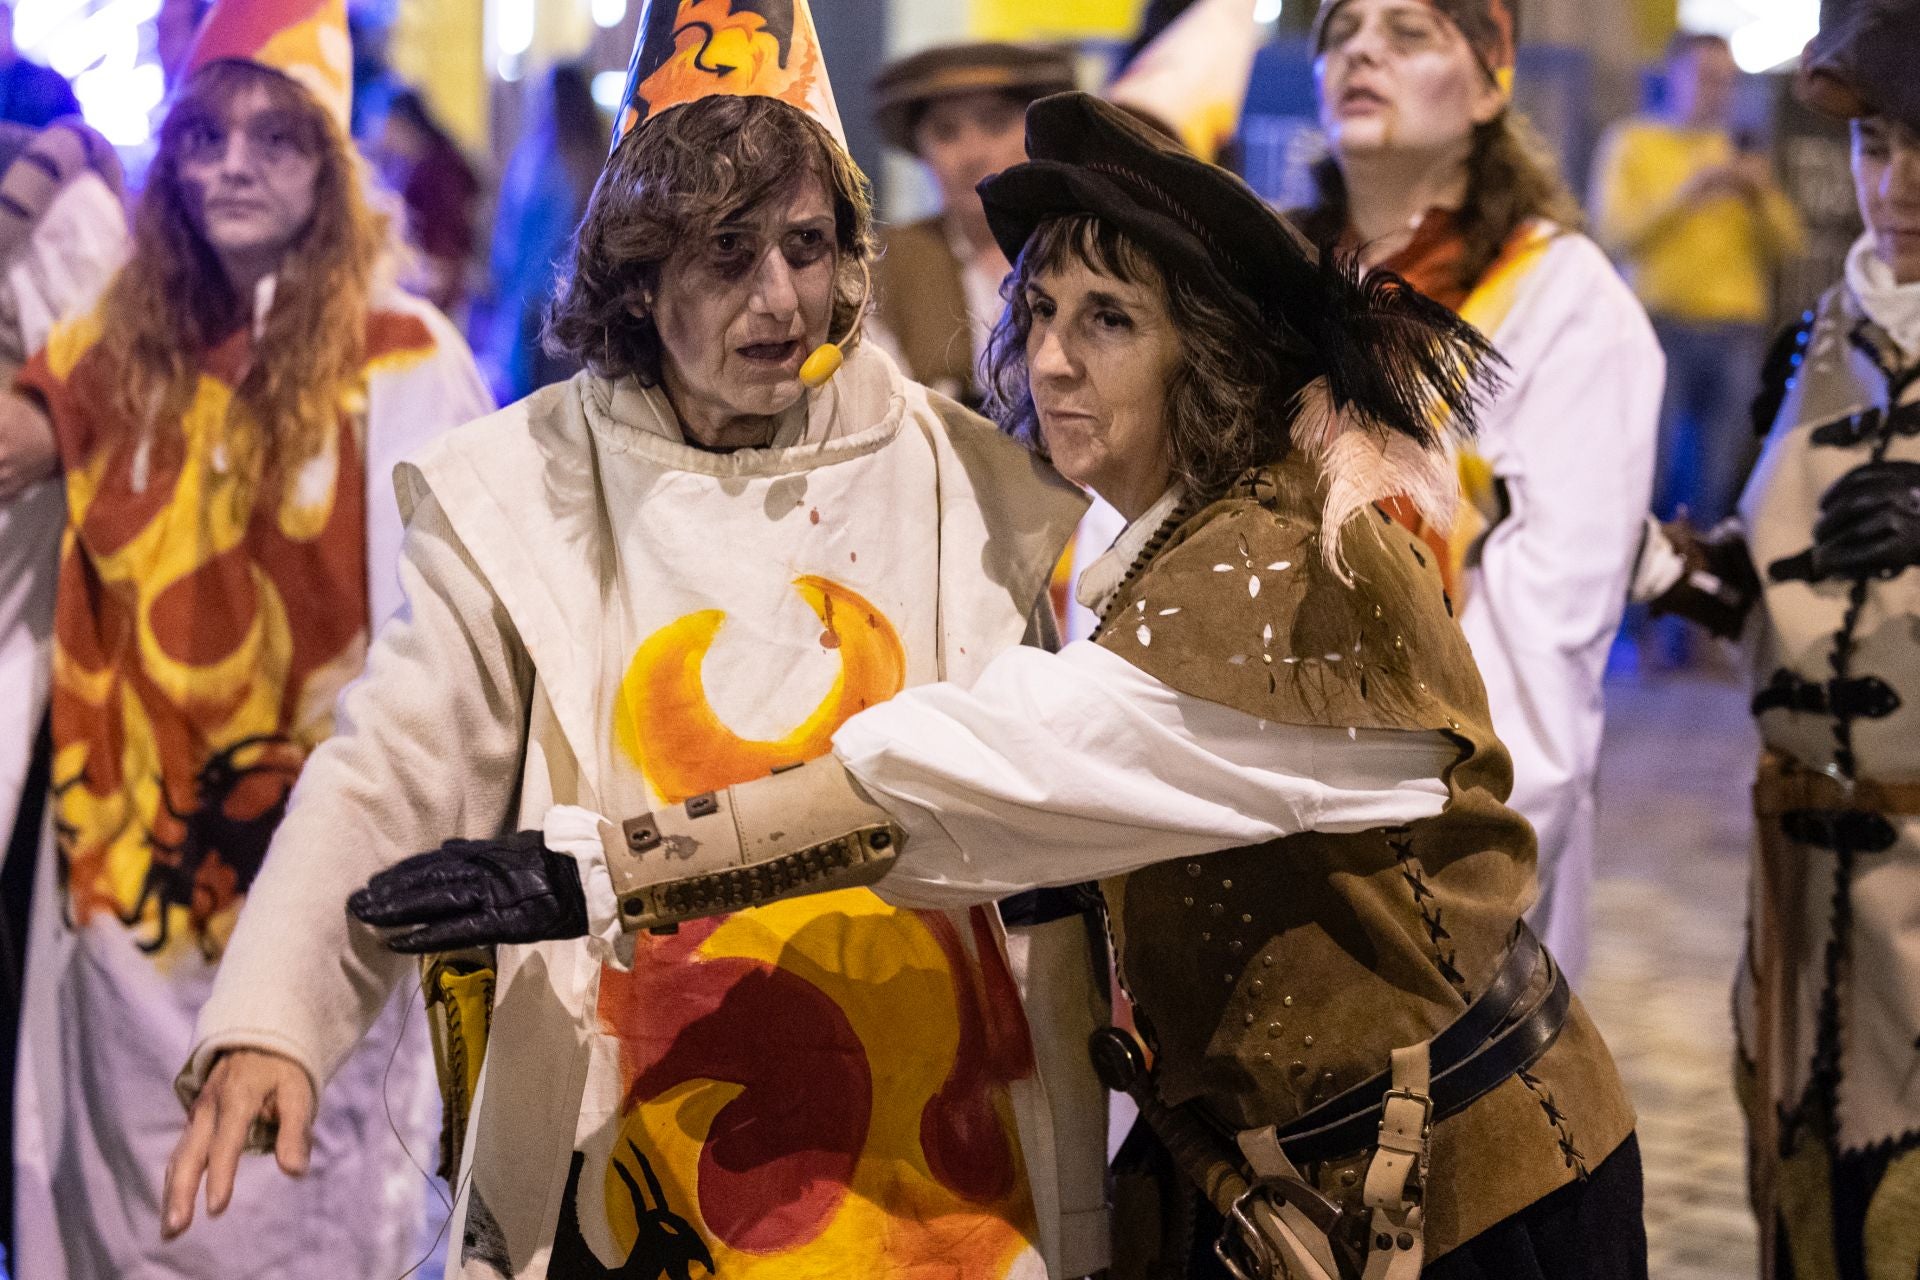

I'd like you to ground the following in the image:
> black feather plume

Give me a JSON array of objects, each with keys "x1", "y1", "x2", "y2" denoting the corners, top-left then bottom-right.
[{"x1": 1300, "y1": 253, "x2": 1506, "y2": 449}]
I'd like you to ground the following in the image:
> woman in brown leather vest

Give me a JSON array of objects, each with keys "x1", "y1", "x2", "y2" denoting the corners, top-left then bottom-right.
[{"x1": 351, "y1": 91, "x2": 1647, "y2": 1280}]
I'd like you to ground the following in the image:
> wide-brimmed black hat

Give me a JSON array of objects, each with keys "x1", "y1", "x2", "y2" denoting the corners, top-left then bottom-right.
[
  {"x1": 873, "y1": 43, "x2": 1078, "y2": 154},
  {"x1": 979, "y1": 91, "x2": 1497, "y2": 449},
  {"x1": 1797, "y1": 0, "x2": 1920, "y2": 135}
]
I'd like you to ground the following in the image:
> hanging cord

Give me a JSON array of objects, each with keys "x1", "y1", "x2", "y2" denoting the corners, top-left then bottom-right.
[{"x1": 381, "y1": 972, "x2": 475, "y2": 1280}]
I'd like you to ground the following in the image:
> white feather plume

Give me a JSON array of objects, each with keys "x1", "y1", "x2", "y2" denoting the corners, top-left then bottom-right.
[{"x1": 1290, "y1": 376, "x2": 1462, "y2": 582}]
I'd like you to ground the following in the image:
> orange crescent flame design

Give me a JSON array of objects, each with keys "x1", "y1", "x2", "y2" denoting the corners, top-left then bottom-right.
[
  {"x1": 615, "y1": 575, "x2": 905, "y2": 803},
  {"x1": 633, "y1": 0, "x2": 819, "y2": 128}
]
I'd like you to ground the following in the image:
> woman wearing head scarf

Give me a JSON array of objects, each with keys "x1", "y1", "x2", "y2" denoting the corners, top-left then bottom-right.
[
  {"x1": 356, "y1": 92, "x2": 1648, "y2": 1280},
  {"x1": 1295, "y1": 0, "x2": 1664, "y2": 984},
  {"x1": 1636, "y1": 3, "x2": 1920, "y2": 1274}
]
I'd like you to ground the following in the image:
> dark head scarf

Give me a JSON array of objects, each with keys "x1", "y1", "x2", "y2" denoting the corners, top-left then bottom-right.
[{"x1": 1311, "y1": 0, "x2": 1517, "y2": 97}]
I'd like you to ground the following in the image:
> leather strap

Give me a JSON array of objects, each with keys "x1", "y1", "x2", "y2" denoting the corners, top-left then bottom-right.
[
  {"x1": 1750, "y1": 669, "x2": 1900, "y2": 721},
  {"x1": 1360, "y1": 1045, "x2": 1430, "y2": 1280},
  {"x1": 1275, "y1": 926, "x2": 1569, "y2": 1165},
  {"x1": 1754, "y1": 750, "x2": 1920, "y2": 817},
  {"x1": 1228, "y1": 1130, "x2": 1350, "y2": 1280}
]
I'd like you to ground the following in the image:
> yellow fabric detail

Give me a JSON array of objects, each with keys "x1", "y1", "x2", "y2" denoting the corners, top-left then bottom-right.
[
  {"x1": 1592, "y1": 120, "x2": 1805, "y2": 325},
  {"x1": 1776, "y1": 1127, "x2": 1839, "y2": 1279},
  {"x1": 605, "y1": 896, "x2": 1039, "y2": 1279},
  {"x1": 1865, "y1": 1146, "x2": 1920, "y2": 1280},
  {"x1": 614, "y1": 576, "x2": 906, "y2": 804},
  {"x1": 1439, "y1": 222, "x2": 1557, "y2": 594},
  {"x1": 44, "y1": 306, "x2": 103, "y2": 382},
  {"x1": 423, "y1": 956, "x2": 495, "y2": 1180}
]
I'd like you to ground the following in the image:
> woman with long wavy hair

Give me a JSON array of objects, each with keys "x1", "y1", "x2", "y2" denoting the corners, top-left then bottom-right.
[
  {"x1": 1, "y1": 4, "x2": 492, "y2": 1276},
  {"x1": 1294, "y1": 0, "x2": 1664, "y2": 984}
]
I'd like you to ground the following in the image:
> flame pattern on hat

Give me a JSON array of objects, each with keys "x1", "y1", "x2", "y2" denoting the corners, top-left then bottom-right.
[
  {"x1": 180, "y1": 0, "x2": 353, "y2": 133},
  {"x1": 612, "y1": 0, "x2": 845, "y2": 153}
]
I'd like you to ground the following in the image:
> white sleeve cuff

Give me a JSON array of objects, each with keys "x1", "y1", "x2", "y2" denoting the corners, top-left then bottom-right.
[
  {"x1": 542, "y1": 804, "x2": 634, "y2": 969},
  {"x1": 1627, "y1": 513, "x2": 1687, "y2": 604}
]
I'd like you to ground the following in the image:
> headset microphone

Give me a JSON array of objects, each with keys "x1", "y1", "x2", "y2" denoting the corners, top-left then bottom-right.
[{"x1": 799, "y1": 259, "x2": 873, "y2": 389}]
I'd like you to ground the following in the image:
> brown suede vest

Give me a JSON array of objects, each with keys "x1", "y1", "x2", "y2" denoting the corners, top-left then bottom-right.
[
  {"x1": 875, "y1": 216, "x2": 978, "y2": 405},
  {"x1": 1095, "y1": 455, "x2": 1636, "y2": 1257}
]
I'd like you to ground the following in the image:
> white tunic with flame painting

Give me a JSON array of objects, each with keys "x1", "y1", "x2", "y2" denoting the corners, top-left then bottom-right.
[{"x1": 188, "y1": 344, "x2": 1101, "y2": 1280}]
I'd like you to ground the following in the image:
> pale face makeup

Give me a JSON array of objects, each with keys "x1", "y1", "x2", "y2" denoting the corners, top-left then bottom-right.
[
  {"x1": 1854, "y1": 116, "x2": 1920, "y2": 286},
  {"x1": 1024, "y1": 259, "x2": 1182, "y2": 522},
  {"x1": 174, "y1": 83, "x2": 323, "y2": 289},
  {"x1": 1313, "y1": 0, "x2": 1503, "y2": 164},
  {"x1": 651, "y1": 174, "x2": 839, "y2": 449}
]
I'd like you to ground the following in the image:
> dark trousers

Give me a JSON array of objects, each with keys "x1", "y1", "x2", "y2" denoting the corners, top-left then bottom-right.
[
  {"x1": 1652, "y1": 318, "x2": 1768, "y2": 525},
  {"x1": 1167, "y1": 1132, "x2": 1650, "y2": 1280}
]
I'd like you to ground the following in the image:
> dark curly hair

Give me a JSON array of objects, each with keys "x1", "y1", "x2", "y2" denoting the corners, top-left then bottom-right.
[
  {"x1": 983, "y1": 214, "x2": 1320, "y2": 499},
  {"x1": 545, "y1": 95, "x2": 875, "y2": 384}
]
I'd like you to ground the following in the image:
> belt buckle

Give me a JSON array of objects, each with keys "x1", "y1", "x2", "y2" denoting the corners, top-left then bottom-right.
[
  {"x1": 1214, "y1": 1177, "x2": 1357, "y2": 1280},
  {"x1": 1216, "y1": 1187, "x2": 1284, "y2": 1280},
  {"x1": 1378, "y1": 1087, "x2": 1433, "y2": 1140},
  {"x1": 1817, "y1": 760, "x2": 1858, "y2": 805}
]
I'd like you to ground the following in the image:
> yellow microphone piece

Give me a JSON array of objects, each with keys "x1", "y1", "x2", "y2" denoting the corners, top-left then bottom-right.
[
  {"x1": 799, "y1": 342, "x2": 844, "y2": 388},
  {"x1": 797, "y1": 259, "x2": 871, "y2": 390}
]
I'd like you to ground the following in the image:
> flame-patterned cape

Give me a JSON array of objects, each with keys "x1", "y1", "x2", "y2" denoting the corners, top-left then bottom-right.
[
  {"x1": 428, "y1": 347, "x2": 1087, "y2": 1279},
  {"x1": 11, "y1": 286, "x2": 495, "y2": 1280}
]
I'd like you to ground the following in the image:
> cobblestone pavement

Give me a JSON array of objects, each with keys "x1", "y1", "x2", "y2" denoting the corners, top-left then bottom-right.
[{"x1": 1585, "y1": 669, "x2": 1761, "y2": 1280}]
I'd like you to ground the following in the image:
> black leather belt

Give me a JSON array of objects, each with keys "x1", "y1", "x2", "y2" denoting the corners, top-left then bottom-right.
[{"x1": 1271, "y1": 925, "x2": 1572, "y2": 1166}]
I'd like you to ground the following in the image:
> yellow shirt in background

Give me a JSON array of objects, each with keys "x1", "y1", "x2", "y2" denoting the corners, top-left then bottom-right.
[{"x1": 1591, "y1": 117, "x2": 1806, "y2": 325}]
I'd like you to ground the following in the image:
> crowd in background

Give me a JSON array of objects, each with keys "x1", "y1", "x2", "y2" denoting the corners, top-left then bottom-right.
[
  {"x1": 0, "y1": 11, "x2": 1816, "y2": 530},
  {"x1": 295, "y1": 26, "x2": 1826, "y2": 601}
]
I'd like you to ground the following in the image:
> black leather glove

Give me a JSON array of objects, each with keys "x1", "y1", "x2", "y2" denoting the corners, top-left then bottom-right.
[
  {"x1": 1649, "y1": 517, "x2": 1760, "y2": 639},
  {"x1": 1811, "y1": 459, "x2": 1920, "y2": 580},
  {"x1": 347, "y1": 830, "x2": 590, "y2": 954}
]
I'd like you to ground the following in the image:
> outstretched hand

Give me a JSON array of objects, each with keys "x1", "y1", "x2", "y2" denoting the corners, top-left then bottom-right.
[
  {"x1": 347, "y1": 829, "x2": 590, "y2": 953},
  {"x1": 1650, "y1": 515, "x2": 1759, "y2": 639},
  {"x1": 162, "y1": 1048, "x2": 314, "y2": 1240}
]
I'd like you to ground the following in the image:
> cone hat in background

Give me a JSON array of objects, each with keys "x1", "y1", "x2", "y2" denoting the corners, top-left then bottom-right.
[
  {"x1": 611, "y1": 0, "x2": 845, "y2": 155},
  {"x1": 179, "y1": 0, "x2": 353, "y2": 133},
  {"x1": 1107, "y1": 0, "x2": 1261, "y2": 162}
]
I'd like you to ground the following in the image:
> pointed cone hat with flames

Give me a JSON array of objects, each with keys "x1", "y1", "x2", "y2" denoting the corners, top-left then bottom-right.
[
  {"x1": 1107, "y1": 0, "x2": 1263, "y2": 163},
  {"x1": 179, "y1": 0, "x2": 353, "y2": 134},
  {"x1": 611, "y1": 0, "x2": 846, "y2": 155}
]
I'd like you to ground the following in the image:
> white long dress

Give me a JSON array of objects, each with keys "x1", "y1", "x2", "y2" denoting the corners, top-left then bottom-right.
[{"x1": 1449, "y1": 224, "x2": 1664, "y2": 981}]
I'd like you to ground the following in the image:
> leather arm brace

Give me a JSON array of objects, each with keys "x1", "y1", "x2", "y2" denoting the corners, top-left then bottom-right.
[{"x1": 601, "y1": 756, "x2": 906, "y2": 932}]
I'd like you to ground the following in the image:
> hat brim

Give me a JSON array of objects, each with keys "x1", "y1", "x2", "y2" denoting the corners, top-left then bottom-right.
[
  {"x1": 1792, "y1": 2, "x2": 1920, "y2": 135},
  {"x1": 876, "y1": 68, "x2": 1078, "y2": 153},
  {"x1": 979, "y1": 161, "x2": 1258, "y2": 327},
  {"x1": 977, "y1": 93, "x2": 1318, "y2": 336}
]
